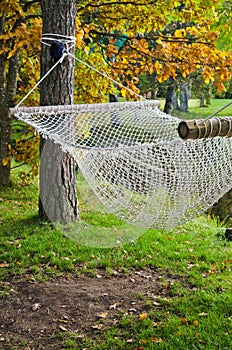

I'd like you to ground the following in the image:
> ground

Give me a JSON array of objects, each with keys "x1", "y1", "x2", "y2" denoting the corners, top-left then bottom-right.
[{"x1": 0, "y1": 268, "x2": 180, "y2": 349}]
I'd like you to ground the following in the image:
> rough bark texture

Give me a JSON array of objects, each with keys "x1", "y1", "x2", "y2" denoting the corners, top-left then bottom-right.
[
  {"x1": 210, "y1": 190, "x2": 232, "y2": 224},
  {"x1": 164, "y1": 78, "x2": 175, "y2": 115},
  {"x1": 0, "y1": 44, "x2": 19, "y2": 185},
  {"x1": 179, "y1": 82, "x2": 188, "y2": 112},
  {"x1": 39, "y1": 0, "x2": 79, "y2": 223},
  {"x1": 172, "y1": 91, "x2": 179, "y2": 110}
]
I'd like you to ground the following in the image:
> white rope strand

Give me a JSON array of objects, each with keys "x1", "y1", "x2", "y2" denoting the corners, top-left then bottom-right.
[
  {"x1": 15, "y1": 34, "x2": 77, "y2": 109},
  {"x1": 15, "y1": 55, "x2": 65, "y2": 109},
  {"x1": 197, "y1": 101, "x2": 232, "y2": 125}
]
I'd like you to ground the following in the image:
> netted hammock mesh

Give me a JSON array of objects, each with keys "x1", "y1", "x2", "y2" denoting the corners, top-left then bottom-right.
[{"x1": 10, "y1": 101, "x2": 232, "y2": 230}]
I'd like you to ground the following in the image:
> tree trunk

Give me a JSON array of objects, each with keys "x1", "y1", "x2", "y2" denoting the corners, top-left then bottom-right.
[
  {"x1": 164, "y1": 78, "x2": 175, "y2": 115},
  {"x1": 151, "y1": 88, "x2": 158, "y2": 99},
  {"x1": 172, "y1": 91, "x2": 179, "y2": 110},
  {"x1": 179, "y1": 81, "x2": 188, "y2": 112},
  {"x1": 39, "y1": 0, "x2": 79, "y2": 223},
  {"x1": 0, "y1": 49, "x2": 20, "y2": 186},
  {"x1": 200, "y1": 92, "x2": 205, "y2": 107},
  {"x1": 0, "y1": 11, "x2": 10, "y2": 186},
  {"x1": 210, "y1": 189, "x2": 232, "y2": 224}
]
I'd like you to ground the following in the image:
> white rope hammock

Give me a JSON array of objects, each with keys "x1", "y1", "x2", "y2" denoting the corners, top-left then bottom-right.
[
  {"x1": 10, "y1": 101, "x2": 232, "y2": 229},
  {"x1": 10, "y1": 33, "x2": 232, "y2": 230}
]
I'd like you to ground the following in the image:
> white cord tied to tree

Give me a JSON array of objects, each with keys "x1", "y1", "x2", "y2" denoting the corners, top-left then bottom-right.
[{"x1": 10, "y1": 33, "x2": 232, "y2": 229}]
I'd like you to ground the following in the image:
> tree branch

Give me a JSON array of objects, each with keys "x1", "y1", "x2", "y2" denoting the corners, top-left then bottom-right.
[{"x1": 77, "y1": 1, "x2": 158, "y2": 12}]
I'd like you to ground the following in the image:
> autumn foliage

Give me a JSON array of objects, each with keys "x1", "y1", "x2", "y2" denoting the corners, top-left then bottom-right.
[
  {"x1": 73, "y1": 0, "x2": 232, "y2": 101},
  {"x1": 0, "y1": 0, "x2": 232, "y2": 183}
]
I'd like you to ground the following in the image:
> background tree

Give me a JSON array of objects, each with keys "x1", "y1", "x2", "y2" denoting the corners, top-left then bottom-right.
[
  {"x1": 74, "y1": 0, "x2": 231, "y2": 101},
  {"x1": 39, "y1": 0, "x2": 79, "y2": 223},
  {"x1": 0, "y1": 0, "x2": 41, "y2": 185}
]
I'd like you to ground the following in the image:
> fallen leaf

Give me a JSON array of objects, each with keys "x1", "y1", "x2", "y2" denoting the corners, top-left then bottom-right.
[
  {"x1": 139, "y1": 312, "x2": 147, "y2": 320},
  {"x1": 96, "y1": 312, "x2": 108, "y2": 319},
  {"x1": 193, "y1": 319, "x2": 199, "y2": 326},
  {"x1": 198, "y1": 312, "x2": 208, "y2": 317},
  {"x1": 164, "y1": 235, "x2": 172, "y2": 240},
  {"x1": 180, "y1": 317, "x2": 188, "y2": 325},
  {"x1": 0, "y1": 262, "x2": 9, "y2": 268},
  {"x1": 77, "y1": 334, "x2": 85, "y2": 339},
  {"x1": 198, "y1": 339, "x2": 206, "y2": 344},
  {"x1": 128, "y1": 308, "x2": 137, "y2": 313},
  {"x1": 109, "y1": 303, "x2": 118, "y2": 310},
  {"x1": 57, "y1": 319, "x2": 68, "y2": 323},
  {"x1": 150, "y1": 337, "x2": 163, "y2": 343},
  {"x1": 59, "y1": 325, "x2": 67, "y2": 332},
  {"x1": 92, "y1": 323, "x2": 104, "y2": 330},
  {"x1": 31, "y1": 303, "x2": 41, "y2": 311},
  {"x1": 127, "y1": 339, "x2": 133, "y2": 343}
]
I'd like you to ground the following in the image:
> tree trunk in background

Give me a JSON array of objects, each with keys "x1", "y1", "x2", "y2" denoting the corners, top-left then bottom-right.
[
  {"x1": 179, "y1": 82, "x2": 188, "y2": 112},
  {"x1": 0, "y1": 47, "x2": 19, "y2": 185},
  {"x1": 150, "y1": 88, "x2": 157, "y2": 99},
  {"x1": 39, "y1": 0, "x2": 79, "y2": 223},
  {"x1": 164, "y1": 78, "x2": 175, "y2": 115},
  {"x1": 200, "y1": 91, "x2": 205, "y2": 107},
  {"x1": 172, "y1": 91, "x2": 179, "y2": 110},
  {"x1": 210, "y1": 190, "x2": 232, "y2": 224}
]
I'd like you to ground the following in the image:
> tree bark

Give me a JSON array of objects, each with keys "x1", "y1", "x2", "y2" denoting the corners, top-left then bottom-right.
[
  {"x1": 172, "y1": 91, "x2": 179, "y2": 110},
  {"x1": 200, "y1": 92, "x2": 205, "y2": 107},
  {"x1": 39, "y1": 0, "x2": 79, "y2": 223},
  {"x1": 164, "y1": 78, "x2": 175, "y2": 115},
  {"x1": 179, "y1": 81, "x2": 188, "y2": 112},
  {"x1": 0, "y1": 48, "x2": 20, "y2": 185},
  {"x1": 210, "y1": 190, "x2": 232, "y2": 224}
]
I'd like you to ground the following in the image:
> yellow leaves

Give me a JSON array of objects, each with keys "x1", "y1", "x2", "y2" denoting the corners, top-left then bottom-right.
[
  {"x1": 139, "y1": 312, "x2": 147, "y2": 320},
  {"x1": 1, "y1": 1, "x2": 42, "y2": 59},
  {"x1": 154, "y1": 61, "x2": 162, "y2": 74},
  {"x1": 180, "y1": 317, "x2": 199, "y2": 326},
  {"x1": 121, "y1": 88, "x2": 128, "y2": 99},
  {"x1": 180, "y1": 317, "x2": 189, "y2": 325},
  {"x1": 76, "y1": 29, "x2": 84, "y2": 49},
  {"x1": 2, "y1": 158, "x2": 10, "y2": 166},
  {"x1": 157, "y1": 75, "x2": 168, "y2": 83},
  {"x1": 139, "y1": 38, "x2": 147, "y2": 48},
  {"x1": 84, "y1": 46, "x2": 90, "y2": 55},
  {"x1": 174, "y1": 29, "x2": 185, "y2": 38}
]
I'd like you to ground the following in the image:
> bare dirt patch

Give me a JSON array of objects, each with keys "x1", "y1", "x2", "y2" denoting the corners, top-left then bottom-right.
[{"x1": 0, "y1": 268, "x2": 181, "y2": 349}]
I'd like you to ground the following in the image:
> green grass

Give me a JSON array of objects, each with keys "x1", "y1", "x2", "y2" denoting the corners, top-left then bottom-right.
[
  {"x1": 172, "y1": 98, "x2": 232, "y2": 120},
  {"x1": 0, "y1": 99, "x2": 232, "y2": 349},
  {"x1": 0, "y1": 172, "x2": 231, "y2": 349}
]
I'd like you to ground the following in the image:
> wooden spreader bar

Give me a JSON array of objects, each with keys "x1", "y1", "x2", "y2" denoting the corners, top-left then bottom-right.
[
  {"x1": 178, "y1": 117, "x2": 232, "y2": 140},
  {"x1": 9, "y1": 100, "x2": 160, "y2": 115}
]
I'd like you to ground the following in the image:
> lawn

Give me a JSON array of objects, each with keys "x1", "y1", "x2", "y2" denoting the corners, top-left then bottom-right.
[
  {"x1": 0, "y1": 99, "x2": 231, "y2": 349},
  {"x1": 173, "y1": 98, "x2": 232, "y2": 120}
]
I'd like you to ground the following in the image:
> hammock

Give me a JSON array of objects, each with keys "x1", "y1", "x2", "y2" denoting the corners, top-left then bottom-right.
[
  {"x1": 10, "y1": 33, "x2": 232, "y2": 234},
  {"x1": 10, "y1": 101, "x2": 232, "y2": 230}
]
